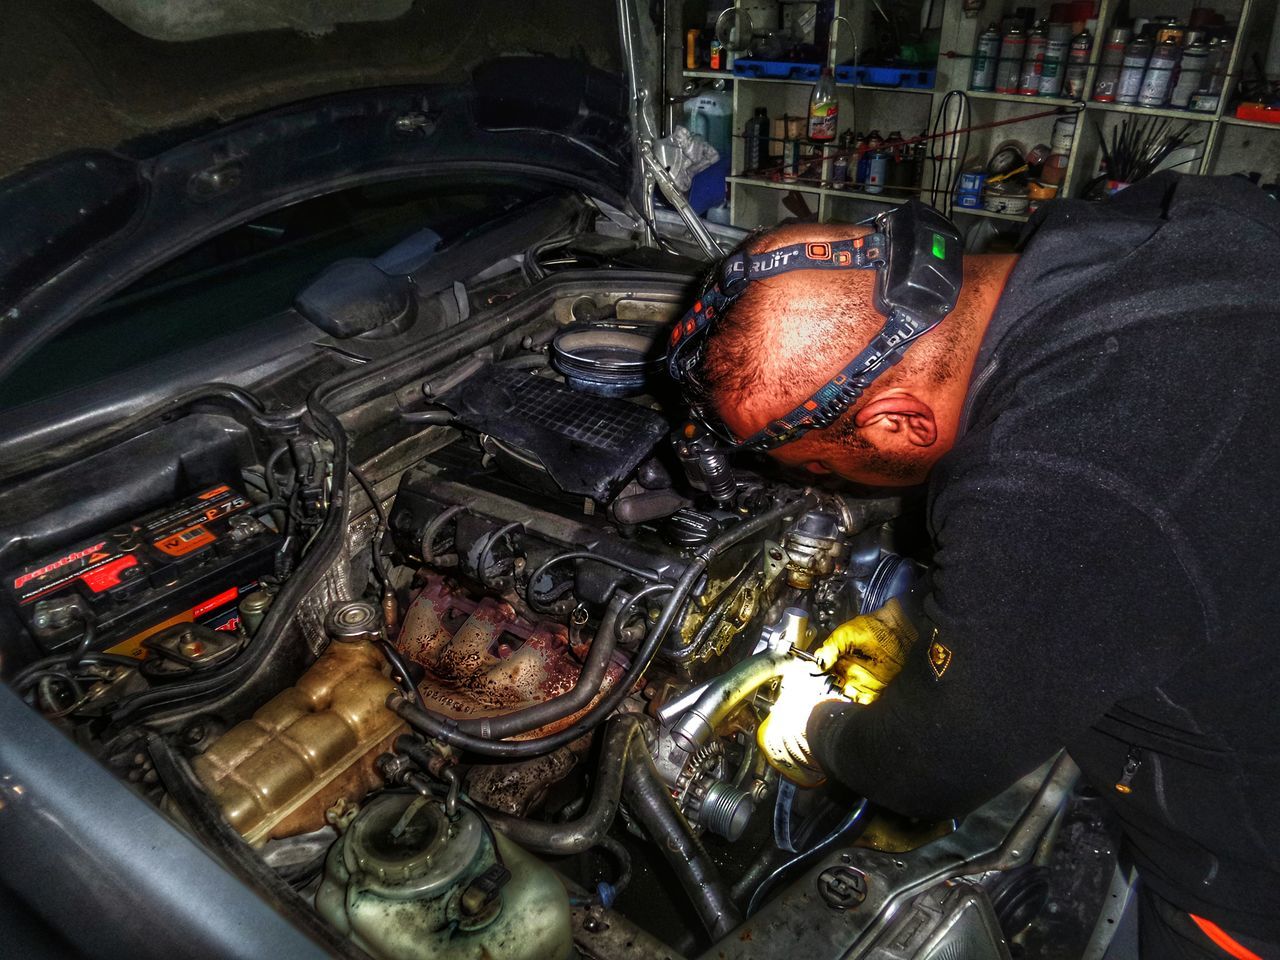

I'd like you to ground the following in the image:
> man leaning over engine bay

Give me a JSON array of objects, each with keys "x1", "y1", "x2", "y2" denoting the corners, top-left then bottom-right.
[{"x1": 668, "y1": 173, "x2": 1280, "y2": 960}]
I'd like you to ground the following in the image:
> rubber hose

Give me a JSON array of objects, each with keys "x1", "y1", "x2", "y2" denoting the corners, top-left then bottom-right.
[
  {"x1": 623, "y1": 744, "x2": 742, "y2": 940},
  {"x1": 471, "y1": 713, "x2": 648, "y2": 855},
  {"x1": 113, "y1": 391, "x2": 349, "y2": 724},
  {"x1": 453, "y1": 593, "x2": 628, "y2": 739}
]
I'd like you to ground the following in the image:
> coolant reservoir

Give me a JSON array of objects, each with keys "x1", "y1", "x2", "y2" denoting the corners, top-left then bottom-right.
[{"x1": 315, "y1": 793, "x2": 573, "y2": 960}]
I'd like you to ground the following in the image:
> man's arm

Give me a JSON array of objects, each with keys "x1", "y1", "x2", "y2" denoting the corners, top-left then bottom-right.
[{"x1": 808, "y1": 458, "x2": 1205, "y2": 819}]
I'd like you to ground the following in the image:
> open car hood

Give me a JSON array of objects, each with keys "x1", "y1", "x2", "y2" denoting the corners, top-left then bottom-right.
[
  {"x1": 0, "y1": 77, "x2": 636, "y2": 383},
  {"x1": 0, "y1": 0, "x2": 714, "y2": 382}
]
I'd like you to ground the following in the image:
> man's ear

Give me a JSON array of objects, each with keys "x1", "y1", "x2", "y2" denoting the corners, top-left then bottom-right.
[{"x1": 853, "y1": 394, "x2": 938, "y2": 448}]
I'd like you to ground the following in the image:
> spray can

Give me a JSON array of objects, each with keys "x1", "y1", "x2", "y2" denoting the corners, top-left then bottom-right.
[
  {"x1": 883, "y1": 131, "x2": 908, "y2": 194},
  {"x1": 743, "y1": 107, "x2": 770, "y2": 174},
  {"x1": 971, "y1": 23, "x2": 1001, "y2": 91},
  {"x1": 866, "y1": 149, "x2": 888, "y2": 194},
  {"x1": 832, "y1": 130, "x2": 854, "y2": 188},
  {"x1": 781, "y1": 139, "x2": 800, "y2": 181},
  {"x1": 856, "y1": 130, "x2": 882, "y2": 190},
  {"x1": 1190, "y1": 37, "x2": 1231, "y2": 111},
  {"x1": 910, "y1": 134, "x2": 927, "y2": 192},
  {"x1": 1039, "y1": 22, "x2": 1071, "y2": 97},
  {"x1": 1019, "y1": 21, "x2": 1048, "y2": 95},
  {"x1": 850, "y1": 131, "x2": 867, "y2": 189},
  {"x1": 1138, "y1": 39, "x2": 1180, "y2": 107},
  {"x1": 1169, "y1": 40, "x2": 1208, "y2": 108},
  {"x1": 1091, "y1": 26, "x2": 1131, "y2": 101},
  {"x1": 808, "y1": 68, "x2": 839, "y2": 142},
  {"x1": 1116, "y1": 36, "x2": 1152, "y2": 105},
  {"x1": 995, "y1": 23, "x2": 1026, "y2": 95},
  {"x1": 1062, "y1": 30, "x2": 1092, "y2": 99},
  {"x1": 685, "y1": 29, "x2": 701, "y2": 70}
]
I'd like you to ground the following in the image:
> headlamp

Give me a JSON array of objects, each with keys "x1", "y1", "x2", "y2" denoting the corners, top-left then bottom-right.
[{"x1": 666, "y1": 200, "x2": 964, "y2": 451}]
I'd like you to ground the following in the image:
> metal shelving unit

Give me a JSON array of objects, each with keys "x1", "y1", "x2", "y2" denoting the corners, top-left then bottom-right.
[
  {"x1": 671, "y1": 0, "x2": 1274, "y2": 231},
  {"x1": 954, "y1": 205, "x2": 1031, "y2": 222},
  {"x1": 963, "y1": 89, "x2": 1081, "y2": 107},
  {"x1": 1083, "y1": 100, "x2": 1219, "y2": 121},
  {"x1": 726, "y1": 173, "x2": 908, "y2": 201},
  {"x1": 1219, "y1": 115, "x2": 1280, "y2": 129}
]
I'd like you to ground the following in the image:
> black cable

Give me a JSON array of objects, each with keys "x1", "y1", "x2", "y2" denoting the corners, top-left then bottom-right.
[
  {"x1": 420, "y1": 504, "x2": 465, "y2": 565},
  {"x1": 377, "y1": 639, "x2": 426, "y2": 710},
  {"x1": 392, "y1": 496, "x2": 814, "y2": 759},
  {"x1": 264, "y1": 445, "x2": 291, "y2": 504},
  {"x1": 10, "y1": 626, "x2": 132, "y2": 693},
  {"x1": 349, "y1": 464, "x2": 391, "y2": 591},
  {"x1": 746, "y1": 799, "x2": 870, "y2": 916},
  {"x1": 111, "y1": 389, "x2": 350, "y2": 723},
  {"x1": 526, "y1": 551, "x2": 662, "y2": 612}
]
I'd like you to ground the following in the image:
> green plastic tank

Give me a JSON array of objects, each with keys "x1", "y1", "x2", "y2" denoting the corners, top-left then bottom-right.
[{"x1": 315, "y1": 793, "x2": 573, "y2": 960}]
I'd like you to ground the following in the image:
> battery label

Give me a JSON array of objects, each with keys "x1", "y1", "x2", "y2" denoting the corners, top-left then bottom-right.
[{"x1": 8, "y1": 485, "x2": 252, "y2": 606}]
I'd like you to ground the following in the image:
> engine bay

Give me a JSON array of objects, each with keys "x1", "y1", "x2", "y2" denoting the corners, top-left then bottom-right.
[{"x1": 0, "y1": 266, "x2": 1112, "y2": 960}]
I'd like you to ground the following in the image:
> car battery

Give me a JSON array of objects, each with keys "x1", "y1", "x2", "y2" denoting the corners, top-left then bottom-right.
[{"x1": 5, "y1": 484, "x2": 278, "y2": 657}]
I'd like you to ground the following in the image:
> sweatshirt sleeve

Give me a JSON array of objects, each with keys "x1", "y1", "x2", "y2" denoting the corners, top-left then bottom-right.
[{"x1": 808, "y1": 458, "x2": 1205, "y2": 820}]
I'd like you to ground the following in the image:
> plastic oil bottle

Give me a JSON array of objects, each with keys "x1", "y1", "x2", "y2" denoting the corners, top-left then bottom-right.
[{"x1": 808, "y1": 68, "x2": 838, "y2": 142}]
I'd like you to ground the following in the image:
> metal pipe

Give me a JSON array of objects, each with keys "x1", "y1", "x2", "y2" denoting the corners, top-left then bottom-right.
[
  {"x1": 655, "y1": 675, "x2": 717, "y2": 726},
  {"x1": 624, "y1": 745, "x2": 742, "y2": 940},
  {"x1": 669, "y1": 651, "x2": 790, "y2": 753},
  {"x1": 477, "y1": 714, "x2": 648, "y2": 855}
]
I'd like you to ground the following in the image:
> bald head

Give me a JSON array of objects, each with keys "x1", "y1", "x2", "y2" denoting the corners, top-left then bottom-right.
[{"x1": 699, "y1": 223, "x2": 1013, "y2": 486}]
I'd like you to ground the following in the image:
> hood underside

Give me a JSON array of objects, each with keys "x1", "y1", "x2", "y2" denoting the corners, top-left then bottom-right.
[{"x1": 0, "y1": 0, "x2": 625, "y2": 179}]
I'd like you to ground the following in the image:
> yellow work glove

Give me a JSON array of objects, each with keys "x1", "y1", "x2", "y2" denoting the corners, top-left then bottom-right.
[
  {"x1": 757, "y1": 658, "x2": 842, "y2": 788},
  {"x1": 813, "y1": 598, "x2": 920, "y2": 705}
]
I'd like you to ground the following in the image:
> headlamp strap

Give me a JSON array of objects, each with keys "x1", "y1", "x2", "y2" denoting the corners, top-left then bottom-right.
[
  {"x1": 738, "y1": 307, "x2": 930, "y2": 448},
  {"x1": 720, "y1": 233, "x2": 886, "y2": 293}
]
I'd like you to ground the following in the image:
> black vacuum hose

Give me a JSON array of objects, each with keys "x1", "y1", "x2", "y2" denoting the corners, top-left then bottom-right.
[
  {"x1": 623, "y1": 743, "x2": 743, "y2": 940},
  {"x1": 465, "y1": 713, "x2": 649, "y2": 855}
]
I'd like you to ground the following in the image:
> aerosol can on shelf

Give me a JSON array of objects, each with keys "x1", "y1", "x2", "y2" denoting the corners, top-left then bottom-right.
[
  {"x1": 1169, "y1": 40, "x2": 1208, "y2": 108},
  {"x1": 995, "y1": 23, "x2": 1026, "y2": 95},
  {"x1": 1091, "y1": 26, "x2": 1130, "y2": 102},
  {"x1": 1116, "y1": 36, "x2": 1152, "y2": 105},
  {"x1": 743, "y1": 106, "x2": 770, "y2": 174},
  {"x1": 831, "y1": 129, "x2": 854, "y2": 188},
  {"x1": 1019, "y1": 21, "x2": 1048, "y2": 96},
  {"x1": 971, "y1": 24, "x2": 1001, "y2": 91},
  {"x1": 1138, "y1": 39, "x2": 1180, "y2": 107},
  {"x1": 855, "y1": 130, "x2": 881, "y2": 190},
  {"x1": 1039, "y1": 22, "x2": 1071, "y2": 97},
  {"x1": 1062, "y1": 30, "x2": 1092, "y2": 99},
  {"x1": 808, "y1": 68, "x2": 838, "y2": 141}
]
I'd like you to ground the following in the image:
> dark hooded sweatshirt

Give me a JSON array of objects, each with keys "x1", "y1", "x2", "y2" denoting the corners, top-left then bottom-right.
[{"x1": 809, "y1": 173, "x2": 1280, "y2": 941}]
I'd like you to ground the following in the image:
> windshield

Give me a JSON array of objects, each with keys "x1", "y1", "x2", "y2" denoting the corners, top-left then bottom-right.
[{"x1": 0, "y1": 176, "x2": 553, "y2": 410}]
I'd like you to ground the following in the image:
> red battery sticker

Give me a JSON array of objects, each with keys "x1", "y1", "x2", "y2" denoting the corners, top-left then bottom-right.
[
  {"x1": 10, "y1": 541, "x2": 135, "y2": 605},
  {"x1": 106, "y1": 581, "x2": 256, "y2": 659},
  {"x1": 8, "y1": 485, "x2": 252, "y2": 606}
]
